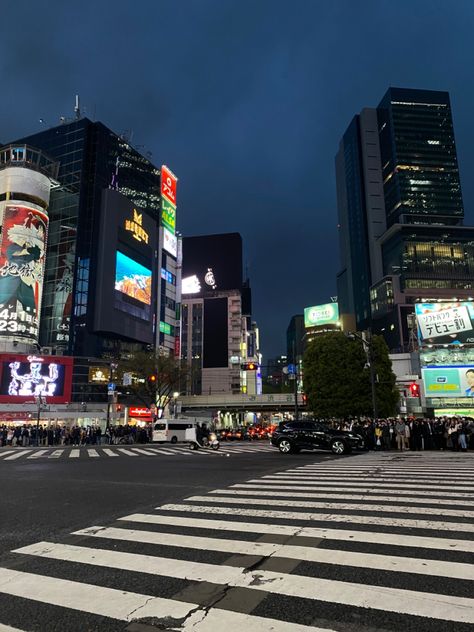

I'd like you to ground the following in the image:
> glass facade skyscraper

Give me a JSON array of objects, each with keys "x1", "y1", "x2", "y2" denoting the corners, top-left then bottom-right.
[{"x1": 336, "y1": 87, "x2": 474, "y2": 350}]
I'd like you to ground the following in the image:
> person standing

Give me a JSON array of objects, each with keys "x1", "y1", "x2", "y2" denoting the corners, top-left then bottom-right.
[{"x1": 395, "y1": 419, "x2": 406, "y2": 451}]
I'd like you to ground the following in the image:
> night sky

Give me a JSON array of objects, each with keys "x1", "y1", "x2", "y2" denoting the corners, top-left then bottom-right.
[{"x1": 2, "y1": 1, "x2": 473, "y2": 360}]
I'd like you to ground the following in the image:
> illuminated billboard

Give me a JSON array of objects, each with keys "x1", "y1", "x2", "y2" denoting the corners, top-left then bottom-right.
[
  {"x1": 0, "y1": 354, "x2": 73, "y2": 404},
  {"x1": 163, "y1": 227, "x2": 177, "y2": 258},
  {"x1": 422, "y1": 365, "x2": 474, "y2": 398},
  {"x1": 415, "y1": 302, "x2": 474, "y2": 345},
  {"x1": 304, "y1": 303, "x2": 339, "y2": 328},
  {"x1": 115, "y1": 251, "x2": 152, "y2": 305},
  {"x1": 0, "y1": 205, "x2": 49, "y2": 343}
]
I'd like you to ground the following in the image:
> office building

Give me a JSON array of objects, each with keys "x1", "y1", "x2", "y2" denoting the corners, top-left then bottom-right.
[
  {"x1": 180, "y1": 232, "x2": 259, "y2": 395},
  {"x1": 336, "y1": 87, "x2": 474, "y2": 350},
  {"x1": 6, "y1": 117, "x2": 180, "y2": 403}
]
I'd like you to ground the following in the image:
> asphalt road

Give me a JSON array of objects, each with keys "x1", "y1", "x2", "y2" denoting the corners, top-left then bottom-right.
[{"x1": 0, "y1": 445, "x2": 472, "y2": 632}]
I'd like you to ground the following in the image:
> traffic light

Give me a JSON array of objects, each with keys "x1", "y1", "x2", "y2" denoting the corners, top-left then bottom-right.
[
  {"x1": 409, "y1": 382, "x2": 420, "y2": 398},
  {"x1": 241, "y1": 362, "x2": 258, "y2": 371},
  {"x1": 148, "y1": 374, "x2": 157, "y2": 387}
]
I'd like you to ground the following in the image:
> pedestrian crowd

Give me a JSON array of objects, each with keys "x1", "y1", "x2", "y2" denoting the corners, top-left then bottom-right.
[
  {"x1": 339, "y1": 417, "x2": 474, "y2": 451},
  {"x1": 0, "y1": 424, "x2": 152, "y2": 447}
]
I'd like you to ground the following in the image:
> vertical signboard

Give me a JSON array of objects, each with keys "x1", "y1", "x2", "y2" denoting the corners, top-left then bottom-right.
[
  {"x1": 161, "y1": 165, "x2": 177, "y2": 236},
  {"x1": 0, "y1": 205, "x2": 49, "y2": 342}
]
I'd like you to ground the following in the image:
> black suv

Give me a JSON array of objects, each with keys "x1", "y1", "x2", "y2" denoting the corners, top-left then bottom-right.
[{"x1": 271, "y1": 421, "x2": 365, "y2": 455}]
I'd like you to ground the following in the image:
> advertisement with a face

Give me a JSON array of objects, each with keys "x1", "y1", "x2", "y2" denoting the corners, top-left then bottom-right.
[
  {"x1": 304, "y1": 303, "x2": 340, "y2": 329},
  {"x1": 0, "y1": 205, "x2": 49, "y2": 342},
  {"x1": 415, "y1": 302, "x2": 474, "y2": 345},
  {"x1": 422, "y1": 365, "x2": 474, "y2": 398},
  {"x1": 0, "y1": 354, "x2": 73, "y2": 403}
]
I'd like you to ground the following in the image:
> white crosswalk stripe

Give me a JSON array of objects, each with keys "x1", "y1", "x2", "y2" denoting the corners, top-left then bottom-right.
[
  {"x1": 0, "y1": 452, "x2": 474, "y2": 631},
  {"x1": 0, "y1": 442, "x2": 274, "y2": 462}
]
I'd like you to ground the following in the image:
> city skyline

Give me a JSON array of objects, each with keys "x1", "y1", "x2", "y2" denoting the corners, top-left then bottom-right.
[{"x1": 1, "y1": 1, "x2": 474, "y2": 358}]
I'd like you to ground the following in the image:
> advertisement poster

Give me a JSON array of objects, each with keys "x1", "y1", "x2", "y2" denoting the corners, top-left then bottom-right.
[
  {"x1": 0, "y1": 205, "x2": 49, "y2": 342},
  {"x1": 415, "y1": 302, "x2": 474, "y2": 344},
  {"x1": 304, "y1": 303, "x2": 339, "y2": 328},
  {"x1": 422, "y1": 365, "x2": 474, "y2": 398},
  {"x1": 115, "y1": 251, "x2": 152, "y2": 305},
  {"x1": 163, "y1": 227, "x2": 177, "y2": 257},
  {"x1": 52, "y1": 225, "x2": 76, "y2": 344}
]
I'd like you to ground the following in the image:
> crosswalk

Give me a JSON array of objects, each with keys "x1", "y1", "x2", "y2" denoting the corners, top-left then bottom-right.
[
  {"x1": 0, "y1": 452, "x2": 473, "y2": 631},
  {"x1": 0, "y1": 442, "x2": 275, "y2": 462}
]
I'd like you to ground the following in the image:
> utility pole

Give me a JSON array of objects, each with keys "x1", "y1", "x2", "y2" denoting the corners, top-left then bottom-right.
[{"x1": 348, "y1": 330, "x2": 378, "y2": 421}]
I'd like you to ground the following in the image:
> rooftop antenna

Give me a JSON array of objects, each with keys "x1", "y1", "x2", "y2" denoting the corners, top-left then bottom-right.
[{"x1": 74, "y1": 95, "x2": 81, "y2": 120}]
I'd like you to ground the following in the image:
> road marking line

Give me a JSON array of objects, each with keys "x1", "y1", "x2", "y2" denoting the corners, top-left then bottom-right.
[
  {"x1": 159, "y1": 504, "x2": 474, "y2": 532},
  {"x1": 14, "y1": 542, "x2": 474, "y2": 623},
  {"x1": 117, "y1": 448, "x2": 139, "y2": 456},
  {"x1": 48, "y1": 450, "x2": 64, "y2": 458},
  {"x1": 147, "y1": 447, "x2": 178, "y2": 455},
  {"x1": 102, "y1": 449, "x2": 119, "y2": 457},
  {"x1": 3, "y1": 450, "x2": 32, "y2": 460},
  {"x1": 179, "y1": 608, "x2": 336, "y2": 632},
  {"x1": 119, "y1": 513, "x2": 300, "y2": 535},
  {"x1": 293, "y1": 468, "x2": 474, "y2": 477},
  {"x1": 245, "y1": 479, "x2": 474, "y2": 492},
  {"x1": 73, "y1": 525, "x2": 474, "y2": 580},
  {"x1": 118, "y1": 512, "x2": 474, "y2": 553},
  {"x1": 69, "y1": 449, "x2": 80, "y2": 458},
  {"x1": 211, "y1": 488, "x2": 474, "y2": 507},
  {"x1": 0, "y1": 624, "x2": 30, "y2": 632},
  {"x1": 260, "y1": 475, "x2": 474, "y2": 487},
  {"x1": 0, "y1": 567, "x2": 194, "y2": 622},
  {"x1": 87, "y1": 449, "x2": 100, "y2": 457},
  {"x1": 232, "y1": 483, "x2": 474, "y2": 498},
  {"x1": 130, "y1": 448, "x2": 156, "y2": 456},
  {"x1": 27, "y1": 450, "x2": 49, "y2": 459},
  {"x1": 185, "y1": 495, "x2": 474, "y2": 518}
]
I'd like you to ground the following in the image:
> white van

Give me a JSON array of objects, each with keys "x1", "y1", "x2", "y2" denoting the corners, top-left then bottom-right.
[{"x1": 152, "y1": 419, "x2": 196, "y2": 443}]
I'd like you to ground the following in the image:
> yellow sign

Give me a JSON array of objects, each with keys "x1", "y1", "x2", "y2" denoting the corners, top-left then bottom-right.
[{"x1": 125, "y1": 209, "x2": 149, "y2": 244}]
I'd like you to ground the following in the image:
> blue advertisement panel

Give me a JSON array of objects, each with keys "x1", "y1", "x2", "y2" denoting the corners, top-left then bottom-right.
[
  {"x1": 115, "y1": 251, "x2": 152, "y2": 305},
  {"x1": 422, "y1": 365, "x2": 474, "y2": 398}
]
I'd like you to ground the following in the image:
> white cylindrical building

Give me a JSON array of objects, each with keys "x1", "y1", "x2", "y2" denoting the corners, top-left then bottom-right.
[{"x1": 0, "y1": 145, "x2": 59, "y2": 352}]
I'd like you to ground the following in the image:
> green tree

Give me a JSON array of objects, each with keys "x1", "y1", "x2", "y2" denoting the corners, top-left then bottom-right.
[
  {"x1": 303, "y1": 332, "x2": 398, "y2": 419},
  {"x1": 116, "y1": 351, "x2": 189, "y2": 412}
]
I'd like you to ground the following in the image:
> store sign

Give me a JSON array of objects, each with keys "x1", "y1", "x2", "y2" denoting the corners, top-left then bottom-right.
[
  {"x1": 124, "y1": 209, "x2": 149, "y2": 244},
  {"x1": 161, "y1": 197, "x2": 176, "y2": 234},
  {"x1": 160, "y1": 268, "x2": 173, "y2": 284},
  {"x1": 0, "y1": 354, "x2": 73, "y2": 404},
  {"x1": 0, "y1": 205, "x2": 49, "y2": 343},
  {"x1": 182, "y1": 275, "x2": 201, "y2": 294},
  {"x1": 304, "y1": 303, "x2": 339, "y2": 328},
  {"x1": 163, "y1": 227, "x2": 177, "y2": 257},
  {"x1": 88, "y1": 367, "x2": 108, "y2": 383},
  {"x1": 160, "y1": 321, "x2": 172, "y2": 335},
  {"x1": 415, "y1": 302, "x2": 474, "y2": 344},
  {"x1": 161, "y1": 165, "x2": 177, "y2": 206},
  {"x1": 129, "y1": 406, "x2": 151, "y2": 417},
  {"x1": 422, "y1": 365, "x2": 474, "y2": 398}
]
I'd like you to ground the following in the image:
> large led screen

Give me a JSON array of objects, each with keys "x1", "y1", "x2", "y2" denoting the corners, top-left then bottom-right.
[
  {"x1": 304, "y1": 303, "x2": 339, "y2": 329},
  {"x1": 0, "y1": 354, "x2": 73, "y2": 403},
  {"x1": 422, "y1": 366, "x2": 474, "y2": 398},
  {"x1": 115, "y1": 251, "x2": 152, "y2": 305},
  {"x1": 415, "y1": 302, "x2": 474, "y2": 345}
]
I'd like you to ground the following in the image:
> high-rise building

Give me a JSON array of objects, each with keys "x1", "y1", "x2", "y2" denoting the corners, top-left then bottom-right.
[
  {"x1": 180, "y1": 232, "x2": 258, "y2": 395},
  {"x1": 286, "y1": 314, "x2": 305, "y2": 363},
  {"x1": 336, "y1": 87, "x2": 474, "y2": 350},
  {"x1": 7, "y1": 118, "x2": 180, "y2": 401}
]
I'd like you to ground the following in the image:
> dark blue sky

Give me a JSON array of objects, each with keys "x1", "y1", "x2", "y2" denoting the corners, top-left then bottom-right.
[{"x1": 2, "y1": 1, "x2": 473, "y2": 359}]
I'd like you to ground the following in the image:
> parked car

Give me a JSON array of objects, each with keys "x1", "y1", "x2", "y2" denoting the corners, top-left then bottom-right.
[{"x1": 271, "y1": 420, "x2": 365, "y2": 455}]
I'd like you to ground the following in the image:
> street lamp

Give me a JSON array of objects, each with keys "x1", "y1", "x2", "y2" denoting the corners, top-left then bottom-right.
[
  {"x1": 173, "y1": 392, "x2": 179, "y2": 419},
  {"x1": 348, "y1": 329, "x2": 378, "y2": 421}
]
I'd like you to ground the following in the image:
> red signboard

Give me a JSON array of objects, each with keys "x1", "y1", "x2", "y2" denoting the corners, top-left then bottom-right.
[
  {"x1": 174, "y1": 336, "x2": 181, "y2": 358},
  {"x1": 161, "y1": 165, "x2": 177, "y2": 206},
  {"x1": 129, "y1": 406, "x2": 151, "y2": 418},
  {"x1": 0, "y1": 353, "x2": 73, "y2": 404}
]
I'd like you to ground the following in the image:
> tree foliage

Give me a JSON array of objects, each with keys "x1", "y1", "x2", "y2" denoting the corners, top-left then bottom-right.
[
  {"x1": 303, "y1": 332, "x2": 398, "y2": 419},
  {"x1": 116, "y1": 351, "x2": 189, "y2": 411}
]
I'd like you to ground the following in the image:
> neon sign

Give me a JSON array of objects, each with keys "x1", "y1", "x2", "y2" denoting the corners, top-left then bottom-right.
[
  {"x1": 8, "y1": 355, "x2": 59, "y2": 397},
  {"x1": 125, "y1": 209, "x2": 149, "y2": 244}
]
